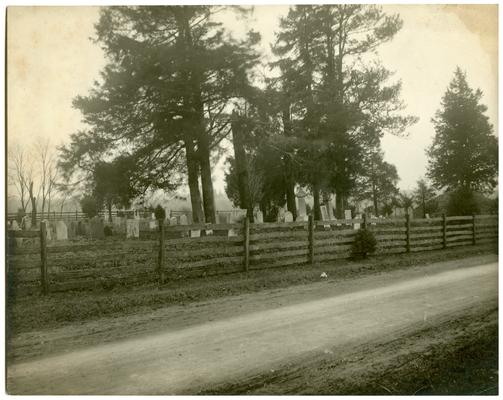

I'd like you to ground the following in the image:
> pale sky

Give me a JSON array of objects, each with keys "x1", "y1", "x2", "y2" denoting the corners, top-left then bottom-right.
[{"x1": 7, "y1": 5, "x2": 498, "y2": 195}]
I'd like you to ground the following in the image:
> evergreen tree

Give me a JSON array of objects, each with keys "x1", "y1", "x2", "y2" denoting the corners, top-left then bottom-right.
[
  {"x1": 427, "y1": 68, "x2": 498, "y2": 194},
  {"x1": 60, "y1": 6, "x2": 260, "y2": 223},
  {"x1": 353, "y1": 148, "x2": 400, "y2": 216},
  {"x1": 413, "y1": 178, "x2": 436, "y2": 218}
]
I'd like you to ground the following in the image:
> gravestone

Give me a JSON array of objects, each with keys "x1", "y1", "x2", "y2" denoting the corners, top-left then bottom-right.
[
  {"x1": 320, "y1": 205, "x2": 329, "y2": 221},
  {"x1": 296, "y1": 188, "x2": 307, "y2": 216},
  {"x1": 190, "y1": 229, "x2": 201, "y2": 238},
  {"x1": 344, "y1": 209, "x2": 352, "y2": 220},
  {"x1": 218, "y1": 213, "x2": 229, "y2": 224},
  {"x1": 295, "y1": 214, "x2": 309, "y2": 222},
  {"x1": 149, "y1": 219, "x2": 157, "y2": 230},
  {"x1": 255, "y1": 210, "x2": 264, "y2": 224},
  {"x1": 11, "y1": 220, "x2": 20, "y2": 230},
  {"x1": 43, "y1": 220, "x2": 52, "y2": 240},
  {"x1": 21, "y1": 216, "x2": 31, "y2": 230},
  {"x1": 179, "y1": 214, "x2": 188, "y2": 225},
  {"x1": 284, "y1": 211, "x2": 293, "y2": 223},
  {"x1": 297, "y1": 197, "x2": 307, "y2": 218},
  {"x1": 126, "y1": 219, "x2": 140, "y2": 238},
  {"x1": 55, "y1": 220, "x2": 68, "y2": 241},
  {"x1": 425, "y1": 213, "x2": 430, "y2": 219},
  {"x1": 327, "y1": 204, "x2": 335, "y2": 220},
  {"x1": 170, "y1": 216, "x2": 178, "y2": 225},
  {"x1": 277, "y1": 207, "x2": 286, "y2": 222},
  {"x1": 354, "y1": 214, "x2": 361, "y2": 230},
  {"x1": 90, "y1": 217, "x2": 105, "y2": 239}
]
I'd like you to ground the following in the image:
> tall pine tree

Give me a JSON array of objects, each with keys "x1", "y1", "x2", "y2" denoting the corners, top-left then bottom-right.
[{"x1": 427, "y1": 68, "x2": 498, "y2": 195}]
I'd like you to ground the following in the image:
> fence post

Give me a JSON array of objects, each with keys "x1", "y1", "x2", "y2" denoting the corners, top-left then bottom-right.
[
  {"x1": 243, "y1": 217, "x2": 250, "y2": 272},
  {"x1": 472, "y1": 214, "x2": 476, "y2": 245},
  {"x1": 158, "y1": 218, "x2": 165, "y2": 285},
  {"x1": 39, "y1": 221, "x2": 49, "y2": 295},
  {"x1": 442, "y1": 213, "x2": 447, "y2": 249},
  {"x1": 308, "y1": 214, "x2": 314, "y2": 266},
  {"x1": 75, "y1": 209, "x2": 78, "y2": 220},
  {"x1": 405, "y1": 213, "x2": 410, "y2": 253},
  {"x1": 362, "y1": 213, "x2": 367, "y2": 230}
]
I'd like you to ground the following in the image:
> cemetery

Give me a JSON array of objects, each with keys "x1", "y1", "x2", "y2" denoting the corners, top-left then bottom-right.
[
  {"x1": 6, "y1": 4, "x2": 498, "y2": 396},
  {"x1": 7, "y1": 209, "x2": 498, "y2": 296}
]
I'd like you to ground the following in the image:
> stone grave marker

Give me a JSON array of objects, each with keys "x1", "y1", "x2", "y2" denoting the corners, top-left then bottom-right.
[
  {"x1": 277, "y1": 207, "x2": 286, "y2": 222},
  {"x1": 43, "y1": 220, "x2": 52, "y2": 241},
  {"x1": 126, "y1": 219, "x2": 140, "y2": 239},
  {"x1": 90, "y1": 217, "x2": 105, "y2": 239},
  {"x1": 218, "y1": 212, "x2": 229, "y2": 224},
  {"x1": 55, "y1": 220, "x2": 68, "y2": 240},
  {"x1": 11, "y1": 220, "x2": 20, "y2": 230},
  {"x1": 190, "y1": 229, "x2": 201, "y2": 238},
  {"x1": 255, "y1": 210, "x2": 264, "y2": 223},
  {"x1": 354, "y1": 214, "x2": 361, "y2": 230},
  {"x1": 284, "y1": 211, "x2": 293, "y2": 223},
  {"x1": 179, "y1": 214, "x2": 188, "y2": 225},
  {"x1": 170, "y1": 216, "x2": 178, "y2": 225},
  {"x1": 320, "y1": 205, "x2": 330, "y2": 228}
]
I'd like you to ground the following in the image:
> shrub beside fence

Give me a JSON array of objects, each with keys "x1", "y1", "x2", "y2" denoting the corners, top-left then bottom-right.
[{"x1": 6, "y1": 214, "x2": 498, "y2": 296}]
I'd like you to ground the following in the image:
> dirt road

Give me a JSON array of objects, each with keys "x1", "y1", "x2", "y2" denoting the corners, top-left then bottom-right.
[{"x1": 7, "y1": 256, "x2": 498, "y2": 394}]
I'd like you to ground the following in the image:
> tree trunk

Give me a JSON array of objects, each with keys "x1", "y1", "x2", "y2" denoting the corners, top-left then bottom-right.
[
  {"x1": 282, "y1": 107, "x2": 297, "y2": 220},
  {"x1": 198, "y1": 133, "x2": 216, "y2": 223},
  {"x1": 372, "y1": 183, "x2": 379, "y2": 216},
  {"x1": 335, "y1": 189, "x2": 344, "y2": 219},
  {"x1": 313, "y1": 183, "x2": 321, "y2": 221},
  {"x1": 231, "y1": 113, "x2": 253, "y2": 222},
  {"x1": 29, "y1": 182, "x2": 37, "y2": 227},
  {"x1": 107, "y1": 201, "x2": 112, "y2": 222},
  {"x1": 184, "y1": 140, "x2": 204, "y2": 224}
]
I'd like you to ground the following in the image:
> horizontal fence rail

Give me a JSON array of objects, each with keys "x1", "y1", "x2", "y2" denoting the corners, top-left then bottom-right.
[{"x1": 6, "y1": 214, "x2": 498, "y2": 296}]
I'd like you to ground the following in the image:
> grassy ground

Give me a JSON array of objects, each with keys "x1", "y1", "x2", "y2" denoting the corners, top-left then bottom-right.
[{"x1": 8, "y1": 243, "x2": 497, "y2": 336}]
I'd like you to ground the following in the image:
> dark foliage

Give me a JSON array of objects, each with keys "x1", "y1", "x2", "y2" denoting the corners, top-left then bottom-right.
[{"x1": 351, "y1": 228, "x2": 377, "y2": 259}]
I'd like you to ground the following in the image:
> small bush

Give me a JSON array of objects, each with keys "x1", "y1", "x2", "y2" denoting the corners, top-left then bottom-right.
[
  {"x1": 351, "y1": 228, "x2": 377, "y2": 259},
  {"x1": 104, "y1": 226, "x2": 113, "y2": 236}
]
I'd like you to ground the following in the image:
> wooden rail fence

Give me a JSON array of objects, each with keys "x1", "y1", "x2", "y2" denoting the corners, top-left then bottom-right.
[{"x1": 7, "y1": 214, "x2": 498, "y2": 296}]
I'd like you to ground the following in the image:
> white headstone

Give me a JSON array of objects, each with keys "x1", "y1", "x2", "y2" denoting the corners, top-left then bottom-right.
[
  {"x1": 149, "y1": 220, "x2": 157, "y2": 230},
  {"x1": 170, "y1": 216, "x2": 178, "y2": 225},
  {"x1": 11, "y1": 220, "x2": 20, "y2": 230},
  {"x1": 327, "y1": 205, "x2": 335, "y2": 220},
  {"x1": 255, "y1": 210, "x2": 263, "y2": 223},
  {"x1": 425, "y1": 213, "x2": 430, "y2": 219},
  {"x1": 55, "y1": 220, "x2": 68, "y2": 240},
  {"x1": 320, "y1": 205, "x2": 329, "y2": 221},
  {"x1": 354, "y1": 214, "x2": 361, "y2": 230},
  {"x1": 295, "y1": 214, "x2": 309, "y2": 222},
  {"x1": 179, "y1": 214, "x2": 188, "y2": 225},
  {"x1": 190, "y1": 230, "x2": 201, "y2": 238},
  {"x1": 43, "y1": 220, "x2": 52, "y2": 240},
  {"x1": 344, "y1": 209, "x2": 352, "y2": 220},
  {"x1": 284, "y1": 211, "x2": 293, "y2": 223},
  {"x1": 126, "y1": 219, "x2": 140, "y2": 238},
  {"x1": 297, "y1": 197, "x2": 307, "y2": 217},
  {"x1": 277, "y1": 207, "x2": 286, "y2": 222}
]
